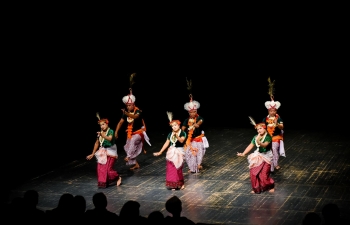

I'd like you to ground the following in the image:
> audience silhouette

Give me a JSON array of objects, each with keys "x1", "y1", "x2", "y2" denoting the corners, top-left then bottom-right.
[
  {"x1": 302, "y1": 212, "x2": 321, "y2": 225},
  {"x1": 119, "y1": 200, "x2": 147, "y2": 224},
  {"x1": 3, "y1": 189, "x2": 349, "y2": 224},
  {"x1": 72, "y1": 194, "x2": 86, "y2": 223},
  {"x1": 22, "y1": 190, "x2": 46, "y2": 224},
  {"x1": 147, "y1": 210, "x2": 165, "y2": 224},
  {"x1": 45, "y1": 193, "x2": 74, "y2": 224},
  {"x1": 84, "y1": 192, "x2": 119, "y2": 224},
  {"x1": 164, "y1": 195, "x2": 196, "y2": 225},
  {"x1": 321, "y1": 203, "x2": 345, "y2": 224}
]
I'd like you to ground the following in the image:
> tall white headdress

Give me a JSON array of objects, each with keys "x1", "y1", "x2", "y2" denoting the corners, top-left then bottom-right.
[
  {"x1": 122, "y1": 73, "x2": 136, "y2": 104},
  {"x1": 265, "y1": 77, "x2": 281, "y2": 110},
  {"x1": 184, "y1": 77, "x2": 200, "y2": 112}
]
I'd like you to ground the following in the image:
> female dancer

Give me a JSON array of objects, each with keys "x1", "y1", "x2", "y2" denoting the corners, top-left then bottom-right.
[
  {"x1": 237, "y1": 118, "x2": 275, "y2": 194},
  {"x1": 87, "y1": 114, "x2": 121, "y2": 188},
  {"x1": 154, "y1": 112, "x2": 186, "y2": 190}
]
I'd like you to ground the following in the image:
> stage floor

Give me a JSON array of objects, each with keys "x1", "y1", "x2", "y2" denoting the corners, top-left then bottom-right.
[{"x1": 7, "y1": 128, "x2": 350, "y2": 224}]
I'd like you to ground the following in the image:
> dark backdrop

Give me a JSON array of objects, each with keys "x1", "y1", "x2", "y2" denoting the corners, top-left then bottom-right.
[{"x1": 2, "y1": 11, "x2": 347, "y2": 191}]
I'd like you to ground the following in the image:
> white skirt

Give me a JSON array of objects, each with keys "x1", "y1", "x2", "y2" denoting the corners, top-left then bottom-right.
[{"x1": 95, "y1": 144, "x2": 118, "y2": 164}]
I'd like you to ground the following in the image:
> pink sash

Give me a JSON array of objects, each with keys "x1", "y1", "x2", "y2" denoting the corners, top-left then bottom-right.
[
  {"x1": 95, "y1": 148, "x2": 107, "y2": 164},
  {"x1": 166, "y1": 146, "x2": 185, "y2": 169}
]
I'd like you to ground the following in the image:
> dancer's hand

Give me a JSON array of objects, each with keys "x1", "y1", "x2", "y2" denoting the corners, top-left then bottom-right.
[
  {"x1": 153, "y1": 152, "x2": 161, "y2": 156},
  {"x1": 86, "y1": 154, "x2": 94, "y2": 160},
  {"x1": 237, "y1": 152, "x2": 245, "y2": 157},
  {"x1": 115, "y1": 133, "x2": 118, "y2": 139}
]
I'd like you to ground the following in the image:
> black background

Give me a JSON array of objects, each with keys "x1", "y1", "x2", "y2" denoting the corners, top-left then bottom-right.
[{"x1": 2, "y1": 8, "x2": 348, "y2": 190}]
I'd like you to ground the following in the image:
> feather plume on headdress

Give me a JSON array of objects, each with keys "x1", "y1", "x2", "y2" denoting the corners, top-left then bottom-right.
[
  {"x1": 96, "y1": 112, "x2": 101, "y2": 121},
  {"x1": 186, "y1": 77, "x2": 192, "y2": 92},
  {"x1": 248, "y1": 116, "x2": 256, "y2": 126},
  {"x1": 130, "y1": 73, "x2": 136, "y2": 88},
  {"x1": 267, "y1": 77, "x2": 275, "y2": 101},
  {"x1": 166, "y1": 111, "x2": 173, "y2": 123}
]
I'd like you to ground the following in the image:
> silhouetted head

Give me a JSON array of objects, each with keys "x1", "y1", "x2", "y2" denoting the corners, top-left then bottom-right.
[
  {"x1": 119, "y1": 200, "x2": 140, "y2": 218},
  {"x1": 302, "y1": 212, "x2": 321, "y2": 225},
  {"x1": 23, "y1": 190, "x2": 39, "y2": 207},
  {"x1": 148, "y1": 210, "x2": 164, "y2": 224},
  {"x1": 73, "y1": 195, "x2": 86, "y2": 213},
  {"x1": 165, "y1": 196, "x2": 182, "y2": 216},
  {"x1": 322, "y1": 203, "x2": 340, "y2": 222},
  {"x1": 57, "y1": 193, "x2": 74, "y2": 210},
  {"x1": 92, "y1": 192, "x2": 107, "y2": 209}
]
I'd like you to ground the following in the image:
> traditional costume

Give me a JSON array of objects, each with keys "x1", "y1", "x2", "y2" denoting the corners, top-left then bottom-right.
[
  {"x1": 121, "y1": 74, "x2": 151, "y2": 167},
  {"x1": 262, "y1": 77, "x2": 285, "y2": 172},
  {"x1": 165, "y1": 112, "x2": 186, "y2": 190},
  {"x1": 247, "y1": 119, "x2": 275, "y2": 193},
  {"x1": 94, "y1": 114, "x2": 120, "y2": 188},
  {"x1": 182, "y1": 78, "x2": 209, "y2": 173}
]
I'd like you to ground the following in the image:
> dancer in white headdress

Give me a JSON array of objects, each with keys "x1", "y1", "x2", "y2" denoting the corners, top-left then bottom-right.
[
  {"x1": 115, "y1": 73, "x2": 151, "y2": 170},
  {"x1": 182, "y1": 77, "x2": 209, "y2": 173},
  {"x1": 262, "y1": 77, "x2": 285, "y2": 172}
]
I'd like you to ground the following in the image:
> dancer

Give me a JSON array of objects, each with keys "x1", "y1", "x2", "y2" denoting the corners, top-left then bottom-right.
[
  {"x1": 86, "y1": 113, "x2": 121, "y2": 188},
  {"x1": 237, "y1": 117, "x2": 275, "y2": 194},
  {"x1": 182, "y1": 77, "x2": 209, "y2": 173},
  {"x1": 115, "y1": 73, "x2": 151, "y2": 170},
  {"x1": 154, "y1": 112, "x2": 186, "y2": 190},
  {"x1": 262, "y1": 77, "x2": 285, "y2": 172}
]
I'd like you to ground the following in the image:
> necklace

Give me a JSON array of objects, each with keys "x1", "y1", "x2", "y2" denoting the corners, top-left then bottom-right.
[
  {"x1": 170, "y1": 129, "x2": 181, "y2": 146},
  {"x1": 127, "y1": 112, "x2": 135, "y2": 123},
  {"x1": 99, "y1": 128, "x2": 110, "y2": 147},
  {"x1": 255, "y1": 132, "x2": 267, "y2": 147}
]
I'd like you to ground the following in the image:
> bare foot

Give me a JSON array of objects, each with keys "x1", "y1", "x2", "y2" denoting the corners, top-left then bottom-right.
[
  {"x1": 117, "y1": 177, "x2": 122, "y2": 186},
  {"x1": 143, "y1": 149, "x2": 147, "y2": 154},
  {"x1": 269, "y1": 188, "x2": 275, "y2": 193},
  {"x1": 130, "y1": 165, "x2": 140, "y2": 170},
  {"x1": 124, "y1": 157, "x2": 129, "y2": 162},
  {"x1": 198, "y1": 165, "x2": 203, "y2": 170},
  {"x1": 180, "y1": 185, "x2": 185, "y2": 190},
  {"x1": 172, "y1": 189, "x2": 175, "y2": 191},
  {"x1": 275, "y1": 166, "x2": 281, "y2": 170},
  {"x1": 250, "y1": 190, "x2": 255, "y2": 194},
  {"x1": 188, "y1": 170, "x2": 191, "y2": 173}
]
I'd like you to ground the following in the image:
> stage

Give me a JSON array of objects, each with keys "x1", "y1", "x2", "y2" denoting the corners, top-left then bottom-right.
[{"x1": 6, "y1": 127, "x2": 350, "y2": 224}]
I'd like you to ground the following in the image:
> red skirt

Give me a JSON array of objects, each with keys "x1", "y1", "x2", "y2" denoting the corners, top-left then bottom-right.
[
  {"x1": 250, "y1": 161, "x2": 274, "y2": 193},
  {"x1": 165, "y1": 160, "x2": 184, "y2": 189},
  {"x1": 97, "y1": 156, "x2": 119, "y2": 188}
]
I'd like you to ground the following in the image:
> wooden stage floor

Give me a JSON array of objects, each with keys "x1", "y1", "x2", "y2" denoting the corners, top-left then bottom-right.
[{"x1": 7, "y1": 128, "x2": 350, "y2": 224}]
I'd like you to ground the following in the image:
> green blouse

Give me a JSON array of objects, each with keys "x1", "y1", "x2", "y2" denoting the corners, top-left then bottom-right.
[
  {"x1": 101, "y1": 129, "x2": 116, "y2": 148},
  {"x1": 251, "y1": 134, "x2": 272, "y2": 153},
  {"x1": 167, "y1": 130, "x2": 187, "y2": 148}
]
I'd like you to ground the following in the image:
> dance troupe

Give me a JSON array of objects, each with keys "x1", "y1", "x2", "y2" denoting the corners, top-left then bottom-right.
[{"x1": 86, "y1": 75, "x2": 285, "y2": 194}]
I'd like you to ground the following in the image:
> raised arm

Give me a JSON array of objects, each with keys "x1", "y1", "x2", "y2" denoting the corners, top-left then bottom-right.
[
  {"x1": 193, "y1": 119, "x2": 203, "y2": 128},
  {"x1": 115, "y1": 118, "x2": 125, "y2": 139},
  {"x1": 100, "y1": 131, "x2": 113, "y2": 142}
]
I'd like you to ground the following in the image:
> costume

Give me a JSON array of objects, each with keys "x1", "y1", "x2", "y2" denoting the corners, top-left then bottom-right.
[
  {"x1": 165, "y1": 112, "x2": 186, "y2": 190},
  {"x1": 94, "y1": 116, "x2": 119, "y2": 188},
  {"x1": 182, "y1": 82, "x2": 209, "y2": 173},
  {"x1": 262, "y1": 77, "x2": 285, "y2": 172},
  {"x1": 121, "y1": 78, "x2": 151, "y2": 166},
  {"x1": 247, "y1": 131, "x2": 275, "y2": 193}
]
